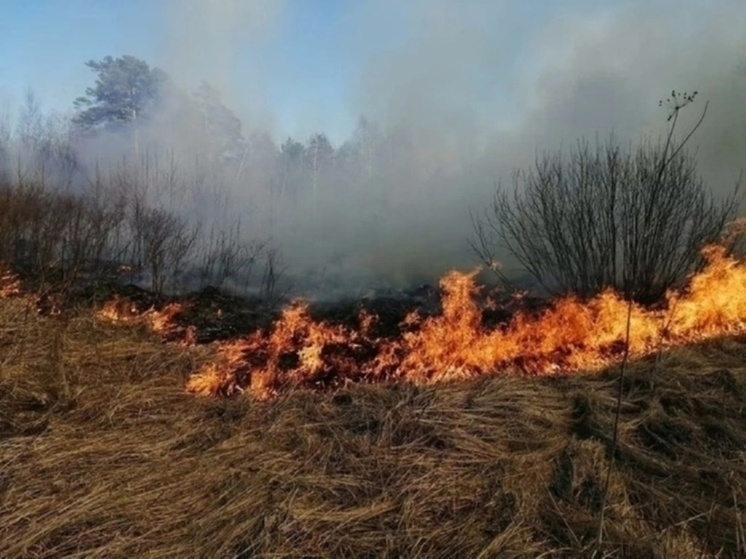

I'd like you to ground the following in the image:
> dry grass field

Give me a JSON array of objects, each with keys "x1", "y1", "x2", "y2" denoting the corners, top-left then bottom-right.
[{"x1": 1, "y1": 295, "x2": 744, "y2": 558}]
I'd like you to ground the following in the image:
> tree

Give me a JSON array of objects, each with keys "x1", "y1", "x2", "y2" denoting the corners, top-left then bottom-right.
[
  {"x1": 193, "y1": 81, "x2": 245, "y2": 162},
  {"x1": 16, "y1": 89, "x2": 44, "y2": 152},
  {"x1": 0, "y1": 110, "x2": 9, "y2": 181},
  {"x1": 233, "y1": 130, "x2": 275, "y2": 192},
  {"x1": 350, "y1": 116, "x2": 381, "y2": 182},
  {"x1": 277, "y1": 137, "x2": 305, "y2": 205},
  {"x1": 15, "y1": 90, "x2": 80, "y2": 186},
  {"x1": 72, "y1": 55, "x2": 169, "y2": 154},
  {"x1": 472, "y1": 92, "x2": 742, "y2": 303},
  {"x1": 306, "y1": 133, "x2": 334, "y2": 201}
]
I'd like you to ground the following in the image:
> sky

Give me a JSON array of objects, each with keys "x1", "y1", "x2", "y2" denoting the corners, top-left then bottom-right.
[
  {"x1": 1, "y1": 0, "x2": 745, "y2": 290},
  {"x1": 0, "y1": 0, "x2": 627, "y2": 144}
]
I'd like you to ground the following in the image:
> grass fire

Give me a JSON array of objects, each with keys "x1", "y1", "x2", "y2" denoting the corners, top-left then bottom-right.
[
  {"x1": 3, "y1": 2, "x2": 746, "y2": 556},
  {"x1": 185, "y1": 244, "x2": 745, "y2": 399}
]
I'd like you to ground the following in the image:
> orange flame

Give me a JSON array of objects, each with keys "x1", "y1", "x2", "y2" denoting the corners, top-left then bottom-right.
[
  {"x1": 188, "y1": 245, "x2": 746, "y2": 399},
  {"x1": 97, "y1": 297, "x2": 192, "y2": 345},
  {"x1": 146, "y1": 302, "x2": 188, "y2": 338},
  {"x1": 96, "y1": 296, "x2": 143, "y2": 324},
  {"x1": 0, "y1": 266, "x2": 22, "y2": 299}
]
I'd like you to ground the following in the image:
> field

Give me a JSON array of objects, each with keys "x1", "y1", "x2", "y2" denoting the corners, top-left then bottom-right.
[
  {"x1": 1, "y1": 294, "x2": 744, "y2": 558},
  {"x1": 2, "y1": 4, "x2": 746, "y2": 556}
]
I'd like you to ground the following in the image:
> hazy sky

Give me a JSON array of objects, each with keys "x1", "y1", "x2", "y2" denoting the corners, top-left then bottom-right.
[
  {"x1": 1, "y1": 0, "x2": 744, "y2": 290},
  {"x1": 0, "y1": 0, "x2": 658, "y2": 143}
]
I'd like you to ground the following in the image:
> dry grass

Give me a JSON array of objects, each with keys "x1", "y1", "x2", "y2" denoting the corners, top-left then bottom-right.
[{"x1": 0, "y1": 297, "x2": 744, "y2": 558}]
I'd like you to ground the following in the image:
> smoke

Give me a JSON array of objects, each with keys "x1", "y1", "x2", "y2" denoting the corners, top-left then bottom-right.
[
  {"x1": 157, "y1": 0, "x2": 746, "y2": 292},
  {"x1": 300, "y1": 0, "x2": 745, "y2": 287},
  {"x1": 163, "y1": 0, "x2": 285, "y2": 130},
  {"x1": 6, "y1": 0, "x2": 744, "y2": 297},
  {"x1": 500, "y1": 1, "x2": 746, "y2": 175}
]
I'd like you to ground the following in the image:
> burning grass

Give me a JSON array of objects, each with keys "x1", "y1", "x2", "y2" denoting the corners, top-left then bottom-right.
[
  {"x1": 95, "y1": 285, "x2": 275, "y2": 346},
  {"x1": 96, "y1": 295, "x2": 195, "y2": 345},
  {"x1": 0, "y1": 264, "x2": 21, "y2": 299},
  {"x1": 0, "y1": 295, "x2": 744, "y2": 557},
  {"x1": 189, "y1": 244, "x2": 746, "y2": 399}
]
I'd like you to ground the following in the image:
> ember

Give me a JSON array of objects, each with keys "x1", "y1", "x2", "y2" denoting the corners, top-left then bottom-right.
[{"x1": 187, "y1": 244, "x2": 746, "y2": 399}]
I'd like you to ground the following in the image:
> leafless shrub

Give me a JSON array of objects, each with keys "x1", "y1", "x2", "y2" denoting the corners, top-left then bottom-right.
[
  {"x1": 196, "y1": 223, "x2": 267, "y2": 291},
  {"x1": 0, "y1": 169, "x2": 278, "y2": 300},
  {"x1": 0, "y1": 177, "x2": 127, "y2": 290},
  {"x1": 56, "y1": 178, "x2": 129, "y2": 284},
  {"x1": 473, "y1": 135, "x2": 741, "y2": 303},
  {"x1": 1, "y1": 107, "x2": 278, "y2": 301},
  {"x1": 139, "y1": 207, "x2": 199, "y2": 295},
  {"x1": 0, "y1": 179, "x2": 54, "y2": 273},
  {"x1": 260, "y1": 247, "x2": 292, "y2": 308}
]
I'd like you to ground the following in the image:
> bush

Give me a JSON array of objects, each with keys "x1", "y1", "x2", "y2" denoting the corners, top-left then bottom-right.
[
  {"x1": 472, "y1": 96, "x2": 742, "y2": 303},
  {"x1": 0, "y1": 173, "x2": 276, "y2": 297}
]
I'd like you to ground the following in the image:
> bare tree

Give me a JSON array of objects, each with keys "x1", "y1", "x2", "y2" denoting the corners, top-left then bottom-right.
[
  {"x1": 15, "y1": 90, "x2": 77, "y2": 185},
  {"x1": 261, "y1": 247, "x2": 289, "y2": 306},
  {"x1": 16, "y1": 89, "x2": 44, "y2": 154},
  {"x1": 0, "y1": 109, "x2": 10, "y2": 181},
  {"x1": 139, "y1": 207, "x2": 199, "y2": 295},
  {"x1": 196, "y1": 222, "x2": 267, "y2": 291},
  {"x1": 306, "y1": 133, "x2": 334, "y2": 204},
  {"x1": 472, "y1": 92, "x2": 742, "y2": 303}
]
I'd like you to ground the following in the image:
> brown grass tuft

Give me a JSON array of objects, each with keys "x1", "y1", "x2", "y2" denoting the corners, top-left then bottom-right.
[{"x1": 0, "y1": 298, "x2": 744, "y2": 557}]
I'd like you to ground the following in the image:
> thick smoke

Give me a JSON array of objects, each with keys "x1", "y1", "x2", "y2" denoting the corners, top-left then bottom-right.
[
  {"x1": 163, "y1": 0, "x2": 283, "y2": 128},
  {"x1": 345, "y1": 0, "x2": 746, "y2": 286},
  {"x1": 4, "y1": 0, "x2": 745, "y2": 297}
]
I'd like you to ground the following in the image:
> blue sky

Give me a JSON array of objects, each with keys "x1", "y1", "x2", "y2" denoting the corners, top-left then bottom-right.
[
  {"x1": 1, "y1": 0, "x2": 742, "y2": 145},
  {"x1": 0, "y1": 1, "x2": 350, "y2": 140},
  {"x1": 1, "y1": 1, "x2": 163, "y2": 118},
  {"x1": 0, "y1": 0, "x2": 563, "y2": 143}
]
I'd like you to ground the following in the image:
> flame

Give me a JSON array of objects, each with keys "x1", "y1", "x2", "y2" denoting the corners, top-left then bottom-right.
[
  {"x1": 146, "y1": 302, "x2": 188, "y2": 338},
  {"x1": 97, "y1": 297, "x2": 192, "y2": 345},
  {"x1": 188, "y1": 244, "x2": 746, "y2": 400},
  {"x1": 0, "y1": 265, "x2": 22, "y2": 298},
  {"x1": 96, "y1": 296, "x2": 143, "y2": 323}
]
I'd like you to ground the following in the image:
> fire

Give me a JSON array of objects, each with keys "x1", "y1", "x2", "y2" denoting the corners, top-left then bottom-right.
[
  {"x1": 146, "y1": 302, "x2": 188, "y2": 338},
  {"x1": 96, "y1": 296, "x2": 143, "y2": 323},
  {"x1": 188, "y1": 244, "x2": 746, "y2": 399},
  {"x1": 188, "y1": 301, "x2": 376, "y2": 397},
  {"x1": 0, "y1": 266, "x2": 21, "y2": 298},
  {"x1": 97, "y1": 297, "x2": 192, "y2": 344}
]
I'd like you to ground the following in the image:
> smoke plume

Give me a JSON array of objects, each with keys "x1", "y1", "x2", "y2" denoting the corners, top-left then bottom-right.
[{"x1": 5, "y1": 0, "x2": 746, "y2": 296}]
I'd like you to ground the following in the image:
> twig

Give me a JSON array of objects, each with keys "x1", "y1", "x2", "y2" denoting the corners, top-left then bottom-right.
[
  {"x1": 733, "y1": 479, "x2": 744, "y2": 557},
  {"x1": 595, "y1": 294, "x2": 633, "y2": 549},
  {"x1": 597, "y1": 90, "x2": 707, "y2": 551},
  {"x1": 697, "y1": 495, "x2": 718, "y2": 559}
]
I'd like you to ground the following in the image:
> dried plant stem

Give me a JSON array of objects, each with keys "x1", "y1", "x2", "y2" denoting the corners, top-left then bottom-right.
[{"x1": 596, "y1": 295, "x2": 633, "y2": 549}]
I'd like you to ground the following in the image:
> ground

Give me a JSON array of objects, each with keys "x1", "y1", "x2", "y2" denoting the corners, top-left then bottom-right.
[{"x1": 0, "y1": 296, "x2": 744, "y2": 558}]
